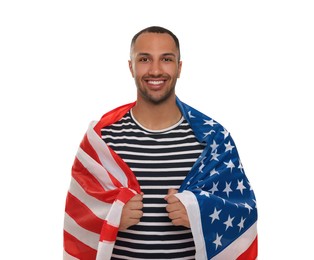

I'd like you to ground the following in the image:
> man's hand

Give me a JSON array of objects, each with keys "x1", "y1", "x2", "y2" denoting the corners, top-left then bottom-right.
[
  {"x1": 119, "y1": 193, "x2": 143, "y2": 230},
  {"x1": 164, "y1": 189, "x2": 190, "y2": 228}
]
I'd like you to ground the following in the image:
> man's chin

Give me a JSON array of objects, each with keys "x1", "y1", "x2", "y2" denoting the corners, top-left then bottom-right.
[
  {"x1": 146, "y1": 94, "x2": 172, "y2": 105},
  {"x1": 143, "y1": 89, "x2": 175, "y2": 105}
]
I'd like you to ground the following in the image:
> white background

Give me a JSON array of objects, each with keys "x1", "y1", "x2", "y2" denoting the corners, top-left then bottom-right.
[{"x1": 1, "y1": 1, "x2": 313, "y2": 259}]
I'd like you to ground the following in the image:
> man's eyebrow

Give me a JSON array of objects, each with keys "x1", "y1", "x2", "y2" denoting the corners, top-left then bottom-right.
[
  {"x1": 137, "y1": 52, "x2": 151, "y2": 56},
  {"x1": 137, "y1": 52, "x2": 176, "y2": 57},
  {"x1": 162, "y1": 53, "x2": 176, "y2": 57}
]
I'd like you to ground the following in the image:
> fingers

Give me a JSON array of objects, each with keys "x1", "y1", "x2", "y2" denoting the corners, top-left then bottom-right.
[
  {"x1": 168, "y1": 188, "x2": 178, "y2": 195},
  {"x1": 164, "y1": 189, "x2": 191, "y2": 228},
  {"x1": 166, "y1": 200, "x2": 182, "y2": 213},
  {"x1": 127, "y1": 194, "x2": 143, "y2": 209},
  {"x1": 132, "y1": 193, "x2": 144, "y2": 201},
  {"x1": 131, "y1": 208, "x2": 143, "y2": 217},
  {"x1": 166, "y1": 201, "x2": 190, "y2": 228},
  {"x1": 164, "y1": 189, "x2": 180, "y2": 210},
  {"x1": 119, "y1": 193, "x2": 144, "y2": 230},
  {"x1": 169, "y1": 215, "x2": 190, "y2": 227},
  {"x1": 124, "y1": 217, "x2": 141, "y2": 228},
  {"x1": 164, "y1": 188, "x2": 178, "y2": 201},
  {"x1": 167, "y1": 210, "x2": 183, "y2": 223}
]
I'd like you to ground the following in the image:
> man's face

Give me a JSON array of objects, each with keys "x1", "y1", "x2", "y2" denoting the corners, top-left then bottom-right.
[{"x1": 129, "y1": 32, "x2": 182, "y2": 104}]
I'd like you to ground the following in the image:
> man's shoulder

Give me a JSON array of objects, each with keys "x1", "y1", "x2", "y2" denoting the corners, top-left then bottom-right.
[
  {"x1": 94, "y1": 101, "x2": 136, "y2": 133},
  {"x1": 177, "y1": 98, "x2": 224, "y2": 128}
]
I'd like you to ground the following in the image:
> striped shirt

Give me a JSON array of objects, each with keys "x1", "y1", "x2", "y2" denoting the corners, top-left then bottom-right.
[{"x1": 101, "y1": 110, "x2": 205, "y2": 260}]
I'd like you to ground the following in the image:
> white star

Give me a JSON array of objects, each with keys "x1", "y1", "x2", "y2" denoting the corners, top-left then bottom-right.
[
  {"x1": 247, "y1": 180, "x2": 252, "y2": 190},
  {"x1": 224, "y1": 141, "x2": 235, "y2": 153},
  {"x1": 204, "y1": 119, "x2": 217, "y2": 127},
  {"x1": 199, "y1": 162, "x2": 205, "y2": 173},
  {"x1": 213, "y1": 233, "x2": 223, "y2": 250},
  {"x1": 221, "y1": 128, "x2": 229, "y2": 139},
  {"x1": 237, "y1": 217, "x2": 246, "y2": 232},
  {"x1": 223, "y1": 181, "x2": 233, "y2": 197},
  {"x1": 209, "y1": 181, "x2": 219, "y2": 194},
  {"x1": 188, "y1": 111, "x2": 195, "y2": 118},
  {"x1": 209, "y1": 207, "x2": 222, "y2": 223},
  {"x1": 211, "y1": 150, "x2": 220, "y2": 161},
  {"x1": 243, "y1": 202, "x2": 253, "y2": 214},
  {"x1": 223, "y1": 215, "x2": 235, "y2": 231},
  {"x1": 210, "y1": 140, "x2": 219, "y2": 151},
  {"x1": 238, "y1": 160, "x2": 244, "y2": 173},
  {"x1": 224, "y1": 160, "x2": 235, "y2": 172},
  {"x1": 204, "y1": 130, "x2": 215, "y2": 138},
  {"x1": 210, "y1": 168, "x2": 219, "y2": 176},
  {"x1": 196, "y1": 183, "x2": 205, "y2": 189},
  {"x1": 236, "y1": 179, "x2": 247, "y2": 194},
  {"x1": 253, "y1": 199, "x2": 257, "y2": 209},
  {"x1": 198, "y1": 157, "x2": 206, "y2": 172},
  {"x1": 200, "y1": 190, "x2": 210, "y2": 197}
]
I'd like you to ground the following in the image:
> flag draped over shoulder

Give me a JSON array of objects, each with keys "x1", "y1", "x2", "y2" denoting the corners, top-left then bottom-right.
[
  {"x1": 63, "y1": 97, "x2": 258, "y2": 260},
  {"x1": 63, "y1": 102, "x2": 140, "y2": 260},
  {"x1": 176, "y1": 99, "x2": 258, "y2": 259}
]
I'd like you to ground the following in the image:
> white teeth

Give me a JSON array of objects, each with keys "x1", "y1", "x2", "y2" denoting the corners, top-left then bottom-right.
[{"x1": 148, "y1": 80, "x2": 164, "y2": 85}]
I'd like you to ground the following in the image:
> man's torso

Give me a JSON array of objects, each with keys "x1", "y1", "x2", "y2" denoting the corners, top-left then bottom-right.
[{"x1": 101, "y1": 111, "x2": 204, "y2": 259}]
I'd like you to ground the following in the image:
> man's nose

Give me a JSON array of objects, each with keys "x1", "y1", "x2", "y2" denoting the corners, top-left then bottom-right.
[{"x1": 149, "y1": 60, "x2": 162, "y2": 76}]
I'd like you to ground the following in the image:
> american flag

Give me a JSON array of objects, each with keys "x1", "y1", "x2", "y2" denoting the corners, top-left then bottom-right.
[
  {"x1": 63, "y1": 97, "x2": 258, "y2": 259},
  {"x1": 176, "y1": 98, "x2": 258, "y2": 259}
]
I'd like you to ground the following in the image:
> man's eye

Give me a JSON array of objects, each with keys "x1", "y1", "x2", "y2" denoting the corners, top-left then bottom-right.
[
  {"x1": 139, "y1": 57, "x2": 149, "y2": 62},
  {"x1": 162, "y1": 57, "x2": 173, "y2": 62}
]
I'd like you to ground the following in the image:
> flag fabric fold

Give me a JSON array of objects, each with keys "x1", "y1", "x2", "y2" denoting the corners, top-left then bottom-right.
[{"x1": 63, "y1": 97, "x2": 258, "y2": 259}]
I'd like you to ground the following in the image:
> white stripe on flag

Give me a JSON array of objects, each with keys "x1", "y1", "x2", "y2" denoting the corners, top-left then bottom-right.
[
  {"x1": 63, "y1": 250, "x2": 80, "y2": 260},
  {"x1": 104, "y1": 199, "x2": 125, "y2": 227},
  {"x1": 212, "y1": 221, "x2": 257, "y2": 260},
  {"x1": 69, "y1": 177, "x2": 111, "y2": 219},
  {"x1": 87, "y1": 121, "x2": 128, "y2": 187},
  {"x1": 96, "y1": 241, "x2": 115, "y2": 260},
  {"x1": 76, "y1": 147, "x2": 116, "y2": 190},
  {"x1": 64, "y1": 212, "x2": 99, "y2": 250},
  {"x1": 175, "y1": 191, "x2": 208, "y2": 260}
]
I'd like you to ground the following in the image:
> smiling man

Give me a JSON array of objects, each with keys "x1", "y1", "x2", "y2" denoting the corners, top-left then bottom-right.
[
  {"x1": 130, "y1": 31, "x2": 181, "y2": 103},
  {"x1": 63, "y1": 26, "x2": 258, "y2": 260},
  {"x1": 129, "y1": 30, "x2": 183, "y2": 130}
]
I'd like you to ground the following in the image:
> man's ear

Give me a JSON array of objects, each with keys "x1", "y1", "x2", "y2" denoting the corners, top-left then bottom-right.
[
  {"x1": 128, "y1": 60, "x2": 134, "y2": 77},
  {"x1": 177, "y1": 60, "x2": 182, "y2": 78}
]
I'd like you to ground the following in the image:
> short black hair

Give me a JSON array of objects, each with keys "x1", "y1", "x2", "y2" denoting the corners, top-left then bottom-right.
[{"x1": 130, "y1": 26, "x2": 181, "y2": 61}]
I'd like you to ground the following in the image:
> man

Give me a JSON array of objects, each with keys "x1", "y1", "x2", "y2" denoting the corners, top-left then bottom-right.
[{"x1": 64, "y1": 26, "x2": 258, "y2": 260}]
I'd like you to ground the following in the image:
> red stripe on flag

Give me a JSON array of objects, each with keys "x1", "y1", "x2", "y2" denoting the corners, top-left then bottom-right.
[
  {"x1": 65, "y1": 192, "x2": 104, "y2": 233},
  {"x1": 79, "y1": 133, "x2": 102, "y2": 165},
  {"x1": 99, "y1": 220, "x2": 119, "y2": 242},
  {"x1": 80, "y1": 133, "x2": 126, "y2": 189},
  {"x1": 72, "y1": 158, "x2": 104, "y2": 192},
  {"x1": 117, "y1": 188, "x2": 137, "y2": 204},
  {"x1": 94, "y1": 102, "x2": 136, "y2": 135},
  {"x1": 72, "y1": 158, "x2": 120, "y2": 203},
  {"x1": 237, "y1": 235, "x2": 258, "y2": 260},
  {"x1": 103, "y1": 169, "x2": 124, "y2": 190},
  {"x1": 64, "y1": 230, "x2": 97, "y2": 260}
]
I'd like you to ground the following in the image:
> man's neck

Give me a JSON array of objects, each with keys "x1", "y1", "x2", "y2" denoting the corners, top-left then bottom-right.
[{"x1": 131, "y1": 98, "x2": 182, "y2": 130}]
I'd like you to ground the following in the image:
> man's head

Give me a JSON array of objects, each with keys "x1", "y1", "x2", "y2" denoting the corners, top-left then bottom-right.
[
  {"x1": 130, "y1": 26, "x2": 181, "y2": 62},
  {"x1": 129, "y1": 26, "x2": 182, "y2": 105}
]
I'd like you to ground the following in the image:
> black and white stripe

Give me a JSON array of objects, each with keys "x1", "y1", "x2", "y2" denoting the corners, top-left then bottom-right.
[{"x1": 101, "y1": 111, "x2": 204, "y2": 259}]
